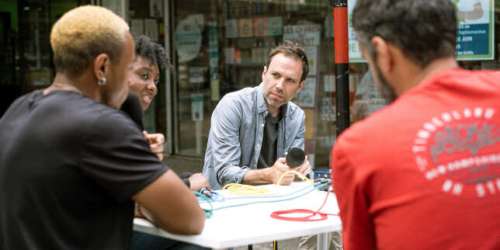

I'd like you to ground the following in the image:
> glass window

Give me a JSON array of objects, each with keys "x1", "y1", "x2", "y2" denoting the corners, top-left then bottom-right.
[
  {"x1": 169, "y1": 0, "x2": 500, "y2": 171},
  {"x1": 0, "y1": 0, "x2": 91, "y2": 116},
  {"x1": 16, "y1": 0, "x2": 90, "y2": 91},
  {"x1": 171, "y1": 0, "x2": 336, "y2": 169},
  {"x1": 127, "y1": 0, "x2": 168, "y2": 135},
  {"x1": 18, "y1": 1, "x2": 53, "y2": 89},
  {"x1": 171, "y1": 0, "x2": 219, "y2": 156}
]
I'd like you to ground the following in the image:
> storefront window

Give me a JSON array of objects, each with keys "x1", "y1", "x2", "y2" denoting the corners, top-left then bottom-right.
[
  {"x1": 171, "y1": 1, "x2": 216, "y2": 156},
  {"x1": 128, "y1": 0, "x2": 167, "y2": 134},
  {"x1": 349, "y1": 0, "x2": 500, "y2": 127},
  {"x1": 169, "y1": 0, "x2": 499, "y2": 172},
  {"x1": 1, "y1": 0, "x2": 499, "y2": 172},
  {"x1": 18, "y1": 1, "x2": 52, "y2": 89},
  {"x1": 171, "y1": 0, "x2": 336, "y2": 169},
  {"x1": 0, "y1": 0, "x2": 90, "y2": 116},
  {"x1": 16, "y1": 0, "x2": 90, "y2": 91}
]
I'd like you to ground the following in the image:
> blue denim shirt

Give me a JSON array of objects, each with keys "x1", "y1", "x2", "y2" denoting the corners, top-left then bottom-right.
[{"x1": 202, "y1": 84, "x2": 305, "y2": 189}]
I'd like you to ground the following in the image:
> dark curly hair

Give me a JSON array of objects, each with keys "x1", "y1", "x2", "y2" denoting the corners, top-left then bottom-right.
[{"x1": 134, "y1": 35, "x2": 167, "y2": 70}]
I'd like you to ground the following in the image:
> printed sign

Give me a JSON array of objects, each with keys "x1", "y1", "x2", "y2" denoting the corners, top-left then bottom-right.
[
  {"x1": 348, "y1": 0, "x2": 364, "y2": 63},
  {"x1": 348, "y1": 0, "x2": 495, "y2": 62},
  {"x1": 191, "y1": 94, "x2": 204, "y2": 121},
  {"x1": 293, "y1": 77, "x2": 317, "y2": 108},
  {"x1": 283, "y1": 24, "x2": 321, "y2": 46},
  {"x1": 267, "y1": 17, "x2": 283, "y2": 36},
  {"x1": 455, "y1": 0, "x2": 495, "y2": 60},
  {"x1": 175, "y1": 15, "x2": 203, "y2": 63}
]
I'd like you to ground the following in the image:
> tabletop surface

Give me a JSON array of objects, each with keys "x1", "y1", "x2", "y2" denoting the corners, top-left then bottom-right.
[{"x1": 133, "y1": 182, "x2": 342, "y2": 249}]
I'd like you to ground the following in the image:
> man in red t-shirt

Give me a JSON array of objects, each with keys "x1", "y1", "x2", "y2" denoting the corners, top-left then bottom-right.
[{"x1": 331, "y1": 1, "x2": 500, "y2": 249}]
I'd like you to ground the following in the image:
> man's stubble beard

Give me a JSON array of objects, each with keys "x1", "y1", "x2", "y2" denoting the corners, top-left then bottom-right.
[{"x1": 372, "y1": 63, "x2": 397, "y2": 103}]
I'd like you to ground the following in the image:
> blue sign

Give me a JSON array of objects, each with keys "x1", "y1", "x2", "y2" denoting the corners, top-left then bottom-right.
[
  {"x1": 455, "y1": 0, "x2": 495, "y2": 60},
  {"x1": 348, "y1": 0, "x2": 495, "y2": 62}
]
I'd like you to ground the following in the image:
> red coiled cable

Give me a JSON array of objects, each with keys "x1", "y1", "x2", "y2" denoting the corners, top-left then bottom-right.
[{"x1": 270, "y1": 191, "x2": 337, "y2": 222}]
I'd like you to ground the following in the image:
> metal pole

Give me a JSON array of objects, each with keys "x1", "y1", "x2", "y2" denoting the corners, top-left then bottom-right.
[
  {"x1": 331, "y1": 0, "x2": 350, "y2": 135},
  {"x1": 164, "y1": 0, "x2": 174, "y2": 156}
]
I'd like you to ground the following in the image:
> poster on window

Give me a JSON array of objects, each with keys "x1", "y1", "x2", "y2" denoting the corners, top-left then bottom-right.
[
  {"x1": 102, "y1": 0, "x2": 122, "y2": 17},
  {"x1": 347, "y1": 0, "x2": 364, "y2": 63},
  {"x1": 347, "y1": 0, "x2": 495, "y2": 62},
  {"x1": 175, "y1": 15, "x2": 203, "y2": 63},
  {"x1": 191, "y1": 94, "x2": 204, "y2": 121},
  {"x1": 455, "y1": 0, "x2": 495, "y2": 60},
  {"x1": 144, "y1": 19, "x2": 159, "y2": 41},
  {"x1": 303, "y1": 46, "x2": 318, "y2": 76},
  {"x1": 150, "y1": 0, "x2": 163, "y2": 18},
  {"x1": 293, "y1": 77, "x2": 317, "y2": 108},
  {"x1": 283, "y1": 24, "x2": 321, "y2": 46},
  {"x1": 130, "y1": 19, "x2": 144, "y2": 38}
]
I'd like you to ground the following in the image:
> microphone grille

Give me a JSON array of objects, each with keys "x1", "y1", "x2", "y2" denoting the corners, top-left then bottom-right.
[{"x1": 286, "y1": 147, "x2": 305, "y2": 168}]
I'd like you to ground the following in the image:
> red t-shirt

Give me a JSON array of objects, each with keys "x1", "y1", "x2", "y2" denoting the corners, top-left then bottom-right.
[{"x1": 332, "y1": 68, "x2": 500, "y2": 250}]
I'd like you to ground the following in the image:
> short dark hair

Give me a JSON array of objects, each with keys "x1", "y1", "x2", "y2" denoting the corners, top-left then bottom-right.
[
  {"x1": 352, "y1": 0, "x2": 457, "y2": 67},
  {"x1": 266, "y1": 41, "x2": 309, "y2": 82},
  {"x1": 134, "y1": 35, "x2": 167, "y2": 70}
]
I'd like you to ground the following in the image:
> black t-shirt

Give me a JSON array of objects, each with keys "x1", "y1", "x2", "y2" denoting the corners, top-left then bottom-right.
[
  {"x1": 257, "y1": 113, "x2": 281, "y2": 169},
  {"x1": 0, "y1": 90, "x2": 167, "y2": 250}
]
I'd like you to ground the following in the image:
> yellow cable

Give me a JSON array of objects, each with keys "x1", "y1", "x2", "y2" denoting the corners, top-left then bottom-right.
[
  {"x1": 276, "y1": 170, "x2": 313, "y2": 186},
  {"x1": 222, "y1": 183, "x2": 270, "y2": 195},
  {"x1": 222, "y1": 170, "x2": 312, "y2": 195}
]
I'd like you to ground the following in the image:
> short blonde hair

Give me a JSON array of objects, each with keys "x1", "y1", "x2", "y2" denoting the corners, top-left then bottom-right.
[{"x1": 50, "y1": 5, "x2": 129, "y2": 76}]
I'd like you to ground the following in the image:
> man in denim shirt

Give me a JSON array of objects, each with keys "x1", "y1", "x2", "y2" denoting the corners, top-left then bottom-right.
[{"x1": 203, "y1": 42, "x2": 311, "y2": 190}]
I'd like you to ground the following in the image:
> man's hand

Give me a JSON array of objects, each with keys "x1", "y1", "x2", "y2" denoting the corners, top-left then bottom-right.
[
  {"x1": 143, "y1": 131, "x2": 165, "y2": 161},
  {"x1": 189, "y1": 173, "x2": 210, "y2": 191},
  {"x1": 242, "y1": 157, "x2": 297, "y2": 185},
  {"x1": 269, "y1": 157, "x2": 294, "y2": 185},
  {"x1": 294, "y1": 157, "x2": 312, "y2": 177}
]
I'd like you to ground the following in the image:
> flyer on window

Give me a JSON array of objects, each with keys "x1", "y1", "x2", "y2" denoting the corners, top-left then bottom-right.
[{"x1": 347, "y1": 0, "x2": 495, "y2": 62}]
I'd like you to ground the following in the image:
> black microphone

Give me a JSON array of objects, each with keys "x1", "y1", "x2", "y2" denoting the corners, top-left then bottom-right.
[
  {"x1": 286, "y1": 147, "x2": 305, "y2": 168},
  {"x1": 120, "y1": 93, "x2": 144, "y2": 130}
]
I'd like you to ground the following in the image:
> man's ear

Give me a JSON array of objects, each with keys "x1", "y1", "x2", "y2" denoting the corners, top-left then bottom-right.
[
  {"x1": 297, "y1": 80, "x2": 305, "y2": 92},
  {"x1": 371, "y1": 36, "x2": 393, "y2": 76},
  {"x1": 93, "y1": 53, "x2": 110, "y2": 82}
]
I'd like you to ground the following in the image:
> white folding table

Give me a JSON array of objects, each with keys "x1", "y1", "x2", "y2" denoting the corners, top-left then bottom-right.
[{"x1": 133, "y1": 182, "x2": 342, "y2": 249}]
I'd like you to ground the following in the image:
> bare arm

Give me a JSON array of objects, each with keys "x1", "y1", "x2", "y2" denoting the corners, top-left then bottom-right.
[
  {"x1": 133, "y1": 171, "x2": 205, "y2": 235},
  {"x1": 242, "y1": 157, "x2": 295, "y2": 185}
]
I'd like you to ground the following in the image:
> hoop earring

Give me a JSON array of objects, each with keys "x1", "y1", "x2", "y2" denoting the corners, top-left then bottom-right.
[{"x1": 97, "y1": 78, "x2": 107, "y2": 86}]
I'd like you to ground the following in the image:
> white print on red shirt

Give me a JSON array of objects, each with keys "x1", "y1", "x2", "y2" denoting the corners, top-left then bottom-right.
[{"x1": 412, "y1": 107, "x2": 500, "y2": 198}]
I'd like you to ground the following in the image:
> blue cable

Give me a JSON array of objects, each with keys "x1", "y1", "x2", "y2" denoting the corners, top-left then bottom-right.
[{"x1": 197, "y1": 181, "x2": 331, "y2": 213}]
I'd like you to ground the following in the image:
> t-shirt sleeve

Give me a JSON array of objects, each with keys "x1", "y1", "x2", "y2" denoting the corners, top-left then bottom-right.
[
  {"x1": 80, "y1": 110, "x2": 167, "y2": 202},
  {"x1": 331, "y1": 137, "x2": 376, "y2": 250}
]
